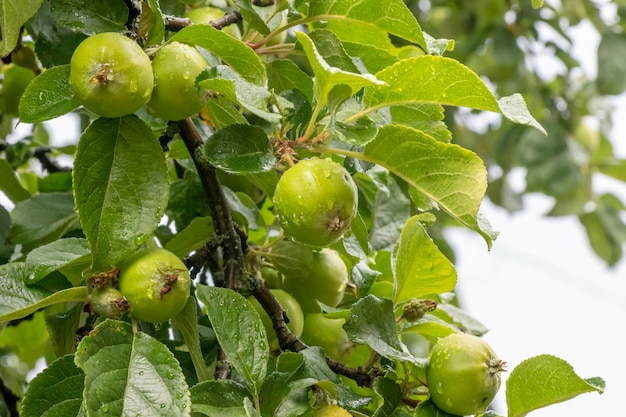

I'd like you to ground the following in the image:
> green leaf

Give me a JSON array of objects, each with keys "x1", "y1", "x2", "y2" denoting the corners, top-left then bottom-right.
[
  {"x1": 390, "y1": 104, "x2": 451, "y2": 143},
  {"x1": 190, "y1": 379, "x2": 250, "y2": 417},
  {"x1": 164, "y1": 216, "x2": 214, "y2": 258},
  {"x1": 269, "y1": 240, "x2": 314, "y2": 278},
  {"x1": 203, "y1": 96, "x2": 249, "y2": 129},
  {"x1": 363, "y1": 56, "x2": 499, "y2": 115},
  {"x1": 10, "y1": 192, "x2": 79, "y2": 253},
  {"x1": 296, "y1": 31, "x2": 384, "y2": 108},
  {"x1": 74, "y1": 320, "x2": 191, "y2": 417},
  {"x1": 169, "y1": 24, "x2": 266, "y2": 85},
  {"x1": 267, "y1": 59, "x2": 314, "y2": 103},
  {"x1": 20, "y1": 355, "x2": 85, "y2": 417},
  {"x1": 140, "y1": 0, "x2": 164, "y2": 46},
  {"x1": 25, "y1": 238, "x2": 90, "y2": 284},
  {"x1": 506, "y1": 354, "x2": 605, "y2": 417},
  {"x1": 73, "y1": 116, "x2": 169, "y2": 272},
  {"x1": 196, "y1": 285, "x2": 269, "y2": 397},
  {"x1": 360, "y1": 56, "x2": 544, "y2": 134},
  {"x1": 18, "y1": 64, "x2": 80, "y2": 123},
  {"x1": 0, "y1": 311, "x2": 49, "y2": 365},
  {"x1": 198, "y1": 66, "x2": 281, "y2": 123},
  {"x1": 532, "y1": 0, "x2": 544, "y2": 7},
  {"x1": 49, "y1": 0, "x2": 128, "y2": 35},
  {"x1": 344, "y1": 295, "x2": 403, "y2": 353},
  {"x1": 0, "y1": 158, "x2": 31, "y2": 202},
  {"x1": 372, "y1": 377, "x2": 403, "y2": 417},
  {"x1": 171, "y1": 297, "x2": 212, "y2": 383},
  {"x1": 0, "y1": 64, "x2": 35, "y2": 115},
  {"x1": 45, "y1": 303, "x2": 84, "y2": 357},
  {"x1": 258, "y1": 354, "x2": 310, "y2": 417},
  {"x1": 368, "y1": 169, "x2": 411, "y2": 251},
  {"x1": 361, "y1": 125, "x2": 496, "y2": 247},
  {"x1": 0, "y1": 262, "x2": 88, "y2": 322},
  {"x1": 498, "y1": 94, "x2": 546, "y2": 135},
  {"x1": 307, "y1": 0, "x2": 427, "y2": 51},
  {"x1": 204, "y1": 124, "x2": 275, "y2": 174},
  {"x1": 309, "y1": 29, "x2": 359, "y2": 73},
  {"x1": 597, "y1": 30, "x2": 626, "y2": 95},
  {"x1": 0, "y1": 205, "x2": 13, "y2": 263},
  {"x1": 394, "y1": 215, "x2": 457, "y2": 303},
  {"x1": 232, "y1": 0, "x2": 270, "y2": 36},
  {"x1": 580, "y1": 209, "x2": 623, "y2": 266},
  {"x1": 0, "y1": 0, "x2": 44, "y2": 57}
]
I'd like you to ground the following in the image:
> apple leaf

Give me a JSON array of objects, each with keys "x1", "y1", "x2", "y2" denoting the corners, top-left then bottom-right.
[
  {"x1": 74, "y1": 320, "x2": 191, "y2": 417},
  {"x1": 0, "y1": 158, "x2": 31, "y2": 203},
  {"x1": 196, "y1": 285, "x2": 269, "y2": 397},
  {"x1": 25, "y1": 238, "x2": 90, "y2": 284},
  {"x1": 204, "y1": 96, "x2": 249, "y2": 129},
  {"x1": 20, "y1": 354, "x2": 85, "y2": 417},
  {"x1": 204, "y1": 124, "x2": 275, "y2": 174},
  {"x1": 190, "y1": 379, "x2": 250, "y2": 417},
  {"x1": 307, "y1": 0, "x2": 427, "y2": 52},
  {"x1": 73, "y1": 116, "x2": 169, "y2": 272},
  {"x1": 49, "y1": 0, "x2": 128, "y2": 35},
  {"x1": 170, "y1": 24, "x2": 266, "y2": 85},
  {"x1": 295, "y1": 31, "x2": 384, "y2": 108},
  {"x1": 10, "y1": 192, "x2": 79, "y2": 253},
  {"x1": 359, "y1": 125, "x2": 496, "y2": 247},
  {"x1": 171, "y1": 297, "x2": 212, "y2": 383},
  {"x1": 344, "y1": 295, "x2": 404, "y2": 354},
  {"x1": 18, "y1": 65, "x2": 80, "y2": 123},
  {"x1": 0, "y1": 262, "x2": 88, "y2": 322},
  {"x1": 360, "y1": 56, "x2": 544, "y2": 134},
  {"x1": 0, "y1": 0, "x2": 44, "y2": 57},
  {"x1": 394, "y1": 214, "x2": 457, "y2": 303},
  {"x1": 198, "y1": 66, "x2": 281, "y2": 123},
  {"x1": 267, "y1": 59, "x2": 314, "y2": 103},
  {"x1": 506, "y1": 354, "x2": 605, "y2": 417},
  {"x1": 164, "y1": 216, "x2": 214, "y2": 258}
]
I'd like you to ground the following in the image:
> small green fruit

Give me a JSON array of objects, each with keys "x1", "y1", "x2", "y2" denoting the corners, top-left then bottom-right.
[
  {"x1": 147, "y1": 42, "x2": 208, "y2": 121},
  {"x1": 69, "y1": 32, "x2": 153, "y2": 118},
  {"x1": 282, "y1": 248, "x2": 347, "y2": 313},
  {"x1": 426, "y1": 333, "x2": 505, "y2": 416},
  {"x1": 300, "y1": 313, "x2": 353, "y2": 362},
  {"x1": 118, "y1": 248, "x2": 191, "y2": 323},
  {"x1": 273, "y1": 158, "x2": 358, "y2": 247}
]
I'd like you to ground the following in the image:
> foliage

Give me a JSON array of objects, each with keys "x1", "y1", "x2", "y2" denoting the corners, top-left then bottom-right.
[{"x1": 0, "y1": 1, "x2": 607, "y2": 416}]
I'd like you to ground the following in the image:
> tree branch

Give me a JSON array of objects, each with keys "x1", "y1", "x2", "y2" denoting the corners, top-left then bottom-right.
[
  {"x1": 251, "y1": 284, "x2": 385, "y2": 387},
  {"x1": 176, "y1": 119, "x2": 244, "y2": 290}
]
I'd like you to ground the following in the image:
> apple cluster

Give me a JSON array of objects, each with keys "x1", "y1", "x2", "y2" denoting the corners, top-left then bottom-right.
[{"x1": 69, "y1": 32, "x2": 208, "y2": 121}]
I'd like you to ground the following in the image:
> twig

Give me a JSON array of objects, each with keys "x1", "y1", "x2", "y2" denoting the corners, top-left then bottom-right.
[
  {"x1": 176, "y1": 119, "x2": 244, "y2": 289},
  {"x1": 251, "y1": 284, "x2": 385, "y2": 387},
  {"x1": 33, "y1": 148, "x2": 70, "y2": 173},
  {"x1": 164, "y1": 10, "x2": 242, "y2": 32},
  {"x1": 123, "y1": 0, "x2": 142, "y2": 33}
]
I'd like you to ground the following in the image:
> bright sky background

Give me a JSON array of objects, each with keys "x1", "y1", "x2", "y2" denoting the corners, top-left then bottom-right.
[{"x1": 447, "y1": 8, "x2": 626, "y2": 416}]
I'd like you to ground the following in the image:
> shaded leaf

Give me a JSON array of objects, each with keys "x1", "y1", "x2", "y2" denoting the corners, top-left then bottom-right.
[
  {"x1": 171, "y1": 297, "x2": 212, "y2": 383},
  {"x1": 506, "y1": 354, "x2": 604, "y2": 417},
  {"x1": 20, "y1": 354, "x2": 85, "y2": 417},
  {"x1": 196, "y1": 285, "x2": 269, "y2": 396},
  {"x1": 190, "y1": 379, "x2": 250, "y2": 417},
  {"x1": 597, "y1": 30, "x2": 626, "y2": 95},
  {"x1": 10, "y1": 192, "x2": 79, "y2": 253},
  {"x1": 49, "y1": 0, "x2": 128, "y2": 35},
  {"x1": 0, "y1": 158, "x2": 31, "y2": 203},
  {"x1": 0, "y1": 0, "x2": 44, "y2": 57},
  {"x1": 73, "y1": 116, "x2": 169, "y2": 272},
  {"x1": 74, "y1": 320, "x2": 191, "y2": 417},
  {"x1": 198, "y1": 66, "x2": 281, "y2": 123},
  {"x1": 267, "y1": 59, "x2": 314, "y2": 103},
  {"x1": 164, "y1": 216, "x2": 214, "y2": 258},
  {"x1": 25, "y1": 238, "x2": 90, "y2": 284},
  {"x1": 204, "y1": 124, "x2": 275, "y2": 174},
  {"x1": 0, "y1": 262, "x2": 87, "y2": 322}
]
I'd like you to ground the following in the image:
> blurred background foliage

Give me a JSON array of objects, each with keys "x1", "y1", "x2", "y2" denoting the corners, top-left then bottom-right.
[{"x1": 409, "y1": 0, "x2": 626, "y2": 266}]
